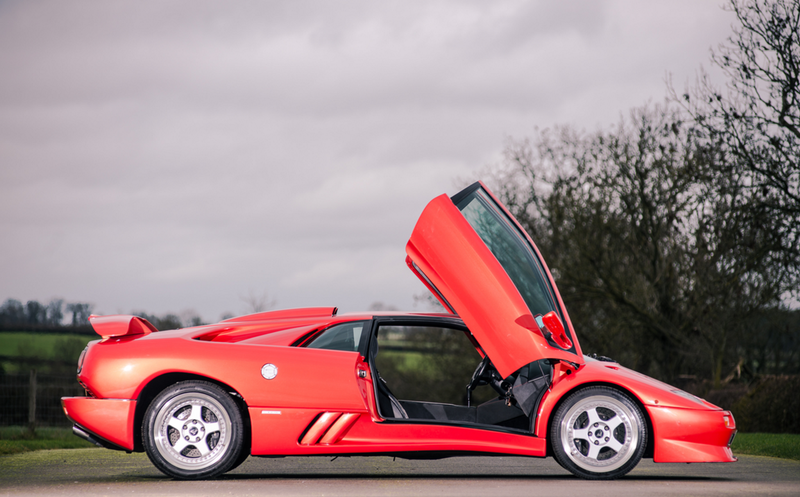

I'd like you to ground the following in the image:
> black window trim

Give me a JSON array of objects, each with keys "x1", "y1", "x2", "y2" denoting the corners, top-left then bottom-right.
[{"x1": 409, "y1": 261, "x2": 456, "y2": 315}]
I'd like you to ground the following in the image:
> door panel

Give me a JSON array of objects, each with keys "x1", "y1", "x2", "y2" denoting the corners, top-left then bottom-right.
[{"x1": 406, "y1": 186, "x2": 582, "y2": 377}]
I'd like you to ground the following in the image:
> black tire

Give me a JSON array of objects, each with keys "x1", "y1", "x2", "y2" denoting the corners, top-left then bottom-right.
[
  {"x1": 550, "y1": 386, "x2": 646, "y2": 479},
  {"x1": 228, "y1": 443, "x2": 250, "y2": 472},
  {"x1": 143, "y1": 380, "x2": 245, "y2": 479},
  {"x1": 228, "y1": 406, "x2": 251, "y2": 472}
]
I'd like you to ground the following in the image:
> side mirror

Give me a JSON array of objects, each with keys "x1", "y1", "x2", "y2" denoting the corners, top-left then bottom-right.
[{"x1": 534, "y1": 311, "x2": 573, "y2": 350}]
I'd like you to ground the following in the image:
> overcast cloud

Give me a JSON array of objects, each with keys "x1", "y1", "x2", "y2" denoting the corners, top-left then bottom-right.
[{"x1": 0, "y1": 0, "x2": 735, "y2": 322}]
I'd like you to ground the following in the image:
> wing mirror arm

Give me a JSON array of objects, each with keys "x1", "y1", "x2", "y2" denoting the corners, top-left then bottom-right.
[{"x1": 534, "y1": 315, "x2": 553, "y2": 341}]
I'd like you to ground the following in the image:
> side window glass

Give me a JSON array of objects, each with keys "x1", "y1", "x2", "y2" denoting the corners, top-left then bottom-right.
[
  {"x1": 306, "y1": 321, "x2": 368, "y2": 352},
  {"x1": 458, "y1": 190, "x2": 557, "y2": 318}
]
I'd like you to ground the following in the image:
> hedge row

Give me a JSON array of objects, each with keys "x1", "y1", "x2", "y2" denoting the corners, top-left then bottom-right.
[{"x1": 699, "y1": 376, "x2": 800, "y2": 433}]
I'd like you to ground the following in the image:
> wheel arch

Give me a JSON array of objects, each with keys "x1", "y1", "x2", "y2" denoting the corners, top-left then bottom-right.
[
  {"x1": 133, "y1": 372, "x2": 251, "y2": 453},
  {"x1": 542, "y1": 381, "x2": 654, "y2": 459}
]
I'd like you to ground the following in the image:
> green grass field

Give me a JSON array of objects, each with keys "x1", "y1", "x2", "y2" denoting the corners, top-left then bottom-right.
[
  {"x1": 731, "y1": 433, "x2": 800, "y2": 461},
  {"x1": 0, "y1": 332, "x2": 95, "y2": 373},
  {"x1": 0, "y1": 427, "x2": 96, "y2": 455}
]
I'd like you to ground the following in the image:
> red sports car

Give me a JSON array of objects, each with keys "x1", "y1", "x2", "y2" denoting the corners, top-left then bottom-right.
[{"x1": 62, "y1": 181, "x2": 737, "y2": 480}]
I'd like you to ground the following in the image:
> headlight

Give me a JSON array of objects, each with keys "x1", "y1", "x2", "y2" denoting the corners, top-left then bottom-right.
[{"x1": 669, "y1": 388, "x2": 709, "y2": 407}]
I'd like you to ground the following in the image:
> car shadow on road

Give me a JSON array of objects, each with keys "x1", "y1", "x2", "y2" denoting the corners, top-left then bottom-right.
[{"x1": 212, "y1": 473, "x2": 731, "y2": 482}]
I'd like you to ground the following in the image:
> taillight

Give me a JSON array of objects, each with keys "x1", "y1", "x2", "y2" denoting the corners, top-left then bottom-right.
[
  {"x1": 77, "y1": 345, "x2": 88, "y2": 374},
  {"x1": 722, "y1": 411, "x2": 735, "y2": 429}
]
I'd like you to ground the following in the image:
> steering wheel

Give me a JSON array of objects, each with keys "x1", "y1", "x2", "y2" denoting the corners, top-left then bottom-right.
[{"x1": 467, "y1": 355, "x2": 492, "y2": 393}]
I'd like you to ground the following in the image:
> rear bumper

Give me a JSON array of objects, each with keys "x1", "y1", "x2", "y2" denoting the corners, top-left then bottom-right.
[
  {"x1": 61, "y1": 397, "x2": 137, "y2": 451},
  {"x1": 647, "y1": 405, "x2": 737, "y2": 463},
  {"x1": 72, "y1": 424, "x2": 128, "y2": 451}
]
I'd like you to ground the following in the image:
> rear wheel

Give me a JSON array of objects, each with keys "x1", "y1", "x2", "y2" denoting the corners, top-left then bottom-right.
[
  {"x1": 551, "y1": 386, "x2": 646, "y2": 479},
  {"x1": 143, "y1": 381, "x2": 245, "y2": 479}
]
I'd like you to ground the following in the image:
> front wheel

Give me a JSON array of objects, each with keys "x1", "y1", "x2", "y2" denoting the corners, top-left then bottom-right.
[
  {"x1": 551, "y1": 386, "x2": 646, "y2": 479},
  {"x1": 143, "y1": 380, "x2": 245, "y2": 479}
]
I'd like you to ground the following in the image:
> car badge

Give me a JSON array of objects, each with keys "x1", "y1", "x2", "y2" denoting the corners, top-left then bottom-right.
[{"x1": 261, "y1": 363, "x2": 278, "y2": 380}]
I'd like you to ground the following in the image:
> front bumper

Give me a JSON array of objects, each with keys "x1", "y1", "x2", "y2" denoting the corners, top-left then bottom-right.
[
  {"x1": 647, "y1": 406, "x2": 737, "y2": 463},
  {"x1": 61, "y1": 397, "x2": 137, "y2": 451}
]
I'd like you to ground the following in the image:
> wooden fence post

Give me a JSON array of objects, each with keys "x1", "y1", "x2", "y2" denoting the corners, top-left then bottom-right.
[{"x1": 28, "y1": 369, "x2": 36, "y2": 434}]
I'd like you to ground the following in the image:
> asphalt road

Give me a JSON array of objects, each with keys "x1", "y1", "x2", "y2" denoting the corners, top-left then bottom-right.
[{"x1": 1, "y1": 448, "x2": 799, "y2": 496}]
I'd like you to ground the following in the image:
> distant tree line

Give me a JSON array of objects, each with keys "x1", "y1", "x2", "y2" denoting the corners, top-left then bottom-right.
[
  {"x1": 482, "y1": 0, "x2": 799, "y2": 386},
  {"x1": 133, "y1": 311, "x2": 205, "y2": 331},
  {"x1": 0, "y1": 298, "x2": 207, "y2": 333},
  {"x1": 0, "y1": 298, "x2": 94, "y2": 332}
]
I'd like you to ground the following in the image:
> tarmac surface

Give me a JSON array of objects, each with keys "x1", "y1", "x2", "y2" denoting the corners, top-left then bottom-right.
[{"x1": 1, "y1": 448, "x2": 799, "y2": 496}]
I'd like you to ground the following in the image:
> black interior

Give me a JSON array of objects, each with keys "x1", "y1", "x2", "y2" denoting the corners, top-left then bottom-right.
[
  {"x1": 370, "y1": 336, "x2": 409, "y2": 419},
  {"x1": 370, "y1": 323, "x2": 551, "y2": 431}
]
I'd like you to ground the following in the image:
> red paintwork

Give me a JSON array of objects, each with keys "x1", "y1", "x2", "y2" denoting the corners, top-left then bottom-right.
[
  {"x1": 221, "y1": 307, "x2": 338, "y2": 323},
  {"x1": 648, "y1": 406, "x2": 736, "y2": 462},
  {"x1": 334, "y1": 416, "x2": 547, "y2": 457},
  {"x1": 78, "y1": 329, "x2": 367, "y2": 409},
  {"x1": 247, "y1": 407, "x2": 547, "y2": 457},
  {"x1": 62, "y1": 183, "x2": 736, "y2": 472},
  {"x1": 88, "y1": 314, "x2": 157, "y2": 340},
  {"x1": 318, "y1": 413, "x2": 361, "y2": 444},
  {"x1": 540, "y1": 311, "x2": 572, "y2": 350},
  {"x1": 61, "y1": 397, "x2": 136, "y2": 450},
  {"x1": 533, "y1": 359, "x2": 736, "y2": 462},
  {"x1": 300, "y1": 412, "x2": 343, "y2": 445},
  {"x1": 406, "y1": 193, "x2": 583, "y2": 377}
]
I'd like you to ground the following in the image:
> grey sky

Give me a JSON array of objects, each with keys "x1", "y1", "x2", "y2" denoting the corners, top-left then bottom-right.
[{"x1": 0, "y1": 1, "x2": 735, "y2": 322}]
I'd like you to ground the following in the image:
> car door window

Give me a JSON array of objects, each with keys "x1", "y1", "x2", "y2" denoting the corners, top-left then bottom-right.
[
  {"x1": 456, "y1": 189, "x2": 558, "y2": 319},
  {"x1": 306, "y1": 321, "x2": 369, "y2": 352}
]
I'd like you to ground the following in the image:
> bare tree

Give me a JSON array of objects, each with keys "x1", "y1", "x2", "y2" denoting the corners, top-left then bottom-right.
[
  {"x1": 25, "y1": 300, "x2": 47, "y2": 325},
  {"x1": 179, "y1": 309, "x2": 205, "y2": 327},
  {"x1": 66, "y1": 302, "x2": 94, "y2": 327},
  {"x1": 46, "y1": 299, "x2": 64, "y2": 325},
  {"x1": 412, "y1": 293, "x2": 445, "y2": 312},
  {"x1": 479, "y1": 0, "x2": 799, "y2": 386},
  {"x1": 240, "y1": 290, "x2": 276, "y2": 314},
  {"x1": 488, "y1": 105, "x2": 784, "y2": 385},
  {"x1": 0, "y1": 299, "x2": 25, "y2": 325},
  {"x1": 368, "y1": 302, "x2": 399, "y2": 312},
  {"x1": 671, "y1": 0, "x2": 800, "y2": 296}
]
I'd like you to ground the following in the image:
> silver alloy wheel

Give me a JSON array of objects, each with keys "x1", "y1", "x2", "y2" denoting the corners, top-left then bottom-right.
[
  {"x1": 558, "y1": 394, "x2": 639, "y2": 473},
  {"x1": 151, "y1": 391, "x2": 232, "y2": 471}
]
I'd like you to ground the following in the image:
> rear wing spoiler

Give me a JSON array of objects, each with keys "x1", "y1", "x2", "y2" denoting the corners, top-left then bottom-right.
[{"x1": 88, "y1": 314, "x2": 158, "y2": 340}]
